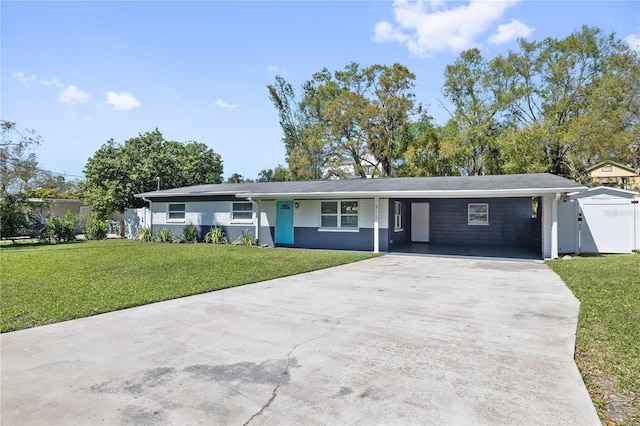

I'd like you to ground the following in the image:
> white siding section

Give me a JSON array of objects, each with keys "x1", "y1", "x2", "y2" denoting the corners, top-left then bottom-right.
[
  {"x1": 258, "y1": 200, "x2": 275, "y2": 227},
  {"x1": 293, "y1": 200, "x2": 319, "y2": 227},
  {"x1": 291, "y1": 198, "x2": 389, "y2": 229},
  {"x1": 152, "y1": 201, "x2": 251, "y2": 227},
  {"x1": 359, "y1": 199, "x2": 389, "y2": 229},
  {"x1": 150, "y1": 198, "x2": 392, "y2": 232}
]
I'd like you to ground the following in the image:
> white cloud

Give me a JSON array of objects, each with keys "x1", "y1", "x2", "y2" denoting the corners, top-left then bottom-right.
[
  {"x1": 215, "y1": 98, "x2": 238, "y2": 109},
  {"x1": 374, "y1": 0, "x2": 519, "y2": 56},
  {"x1": 39, "y1": 77, "x2": 64, "y2": 88},
  {"x1": 12, "y1": 71, "x2": 37, "y2": 86},
  {"x1": 104, "y1": 91, "x2": 141, "y2": 111},
  {"x1": 268, "y1": 64, "x2": 288, "y2": 75},
  {"x1": 489, "y1": 19, "x2": 534, "y2": 44},
  {"x1": 58, "y1": 85, "x2": 90, "y2": 105},
  {"x1": 624, "y1": 34, "x2": 640, "y2": 52}
]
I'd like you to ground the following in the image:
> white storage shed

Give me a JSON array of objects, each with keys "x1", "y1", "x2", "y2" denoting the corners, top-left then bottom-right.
[{"x1": 558, "y1": 186, "x2": 640, "y2": 254}]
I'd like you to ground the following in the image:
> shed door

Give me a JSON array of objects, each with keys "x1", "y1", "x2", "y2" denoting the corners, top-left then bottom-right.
[
  {"x1": 578, "y1": 199, "x2": 635, "y2": 253},
  {"x1": 411, "y1": 203, "x2": 430, "y2": 242},
  {"x1": 275, "y1": 200, "x2": 294, "y2": 245}
]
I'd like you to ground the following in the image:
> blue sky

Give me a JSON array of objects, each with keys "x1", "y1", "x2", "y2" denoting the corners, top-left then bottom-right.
[{"x1": 2, "y1": 1, "x2": 639, "y2": 183}]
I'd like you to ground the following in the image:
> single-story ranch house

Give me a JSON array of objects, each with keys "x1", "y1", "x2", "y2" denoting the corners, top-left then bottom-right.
[{"x1": 133, "y1": 173, "x2": 587, "y2": 259}]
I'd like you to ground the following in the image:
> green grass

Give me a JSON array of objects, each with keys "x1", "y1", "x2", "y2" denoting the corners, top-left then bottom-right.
[
  {"x1": 0, "y1": 239, "x2": 377, "y2": 333},
  {"x1": 547, "y1": 254, "x2": 640, "y2": 425}
]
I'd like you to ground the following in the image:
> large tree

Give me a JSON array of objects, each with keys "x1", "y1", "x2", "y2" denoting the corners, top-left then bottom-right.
[
  {"x1": 1, "y1": 121, "x2": 42, "y2": 239},
  {"x1": 441, "y1": 26, "x2": 640, "y2": 179},
  {"x1": 257, "y1": 164, "x2": 292, "y2": 182},
  {"x1": 81, "y1": 129, "x2": 223, "y2": 218},
  {"x1": 396, "y1": 113, "x2": 456, "y2": 177},
  {"x1": 0, "y1": 120, "x2": 41, "y2": 194},
  {"x1": 268, "y1": 62, "x2": 417, "y2": 179},
  {"x1": 441, "y1": 49, "x2": 505, "y2": 176}
]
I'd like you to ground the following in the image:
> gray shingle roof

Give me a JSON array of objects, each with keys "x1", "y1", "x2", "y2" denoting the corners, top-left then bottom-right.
[{"x1": 136, "y1": 173, "x2": 586, "y2": 198}]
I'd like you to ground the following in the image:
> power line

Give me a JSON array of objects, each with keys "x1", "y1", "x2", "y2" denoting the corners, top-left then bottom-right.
[{"x1": 1, "y1": 157, "x2": 85, "y2": 180}]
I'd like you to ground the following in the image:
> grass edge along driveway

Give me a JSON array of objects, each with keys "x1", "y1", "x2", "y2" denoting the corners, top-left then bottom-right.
[
  {"x1": 547, "y1": 254, "x2": 640, "y2": 426},
  {"x1": 1, "y1": 239, "x2": 378, "y2": 333}
]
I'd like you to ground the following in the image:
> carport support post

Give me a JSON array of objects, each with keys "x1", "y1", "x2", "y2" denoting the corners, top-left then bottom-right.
[
  {"x1": 249, "y1": 198, "x2": 260, "y2": 245},
  {"x1": 374, "y1": 197, "x2": 379, "y2": 253},
  {"x1": 551, "y1": 192, "x2": 560, "y2": 259}
]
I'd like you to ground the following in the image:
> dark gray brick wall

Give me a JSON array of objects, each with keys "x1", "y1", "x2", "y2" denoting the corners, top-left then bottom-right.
[{"x1": 428, "y1": 198, "x2": 533, "y2": 247}]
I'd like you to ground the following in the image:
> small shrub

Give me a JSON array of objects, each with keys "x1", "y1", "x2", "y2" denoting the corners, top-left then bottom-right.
[
  {"x1": 204, "y1": 226, "x2": 228, "y2": 244},
  {"x1": 42, "y1": 211, "x2": 77, "y2": 243},
  {"x1": 233, "y1": 228, "x2": 255, "y2": 246},
  {"x1": 182, "y1": 224, "x2": 198, "y2": 243},
  {"x1": 157, "y1": 228, "x2": 175, "y2": 243},
  {"x1": 135, "y1": 227, "x2": 153, "y2": 242},
  {"x1": 85, "y1": 214, "x2": 109, "y2": 240}
]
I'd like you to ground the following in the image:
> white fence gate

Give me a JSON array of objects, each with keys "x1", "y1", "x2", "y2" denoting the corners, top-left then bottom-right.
[
  {"x1": 558, "y1": 187, "x2": 639, "y2": 254},
  {"x1": 124, "y1": 207, "x2": 151, "y2": 239}
]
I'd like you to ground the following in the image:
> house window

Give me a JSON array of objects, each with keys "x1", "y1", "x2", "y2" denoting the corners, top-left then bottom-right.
[
  {"x1": 468, "y1": 203, "x2": 489, "y2": 225},
  {"x1": 168, "y1": 203, "x2": 185, "y2": 221},
  {"x1": 394, "y1": 201, "x2": 403, "y2": 231},
  {"x1": 602, "y1": 165, "x2": 612, "y2": 172},
  {"x1": 232, "y1": 202, "x2": 253, "y2": 222},
  {"x1": 320, "y1": 201, "x2": 358, "y2": 229},
  {"x1": 365, "y1": 165, "x2": 375, "y2": 177}
]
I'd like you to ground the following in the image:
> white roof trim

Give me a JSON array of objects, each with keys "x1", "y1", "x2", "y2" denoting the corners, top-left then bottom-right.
[
  {"x1": 138, "y1": 187, "x2": 588, "y2": 200},
  {"x1": 241, "y1": 187, "x2": 588, "y2": 199},
  {"x1": 28, "y1": 198, "x2": 84, "y2": 203},
  {"x1": 567, "y1": 186, "x2": 638, "y2": 197}
]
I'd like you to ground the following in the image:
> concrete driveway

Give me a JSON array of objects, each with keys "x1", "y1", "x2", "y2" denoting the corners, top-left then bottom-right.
[{"x1": 1, "y1": 254, "x2": 598, "y2": 425}]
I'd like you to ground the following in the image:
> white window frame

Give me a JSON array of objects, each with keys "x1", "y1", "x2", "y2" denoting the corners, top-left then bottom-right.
[
  {"x1": 167, "y1": 203, "x2": 185, "y2": 222},
  {"x1": 231, "y1": 201, "x2": 253, "y2": 223},
  {"x1": 394, "y1": 201, "x2": 403, "y2": 232},
  {"x1": 468, "y1": 203, "x2": 489, "y2": 225},
  {"x1": 319, "y1": 200, "x2": 359, "y2": 231}
]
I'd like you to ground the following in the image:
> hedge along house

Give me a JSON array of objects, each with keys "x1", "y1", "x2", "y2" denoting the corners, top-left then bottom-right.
[{"x1": 133, "y1": 173, "x2": 586, "y2": 259}]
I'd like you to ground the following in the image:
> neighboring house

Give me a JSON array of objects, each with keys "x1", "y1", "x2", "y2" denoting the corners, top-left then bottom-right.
[
  {"x1": 29, "y1": 198, "x2": 85, "y2": 225},
  {"x1": 323, "y1": 155, "x2": 382, "y2": 179},
  {"x1": 558, "y1": 186, "x2": 640, "y2": 254},
  {"x1": 134, "y1": 173, "x2": 587, "y2": 259},
  {"x1": 587, "y1": 160, "x2": 640, "y2": 191}
]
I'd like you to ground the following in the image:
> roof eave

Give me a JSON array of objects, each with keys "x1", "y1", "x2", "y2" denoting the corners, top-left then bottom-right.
[
  {"x1": 243, "y1": 187, "x2": 588, "y2": 199},
  {"x1": 135, "y1": 191, "x2": 248, "y2": 198}
]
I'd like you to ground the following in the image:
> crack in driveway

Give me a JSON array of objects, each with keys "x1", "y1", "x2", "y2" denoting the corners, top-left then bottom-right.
[{"x1": 243, "y1": 320, "x2": 342, "y2": 425}]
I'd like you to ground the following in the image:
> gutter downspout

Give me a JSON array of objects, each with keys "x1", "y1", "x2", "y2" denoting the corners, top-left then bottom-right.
[{"x1": 142, "y1": 197, "x2": 153, "y2": 237}]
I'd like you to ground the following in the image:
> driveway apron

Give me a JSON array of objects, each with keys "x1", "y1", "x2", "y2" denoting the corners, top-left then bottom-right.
[{"x1": 1, "y1": 254, "x2": 599, "y2": 425}]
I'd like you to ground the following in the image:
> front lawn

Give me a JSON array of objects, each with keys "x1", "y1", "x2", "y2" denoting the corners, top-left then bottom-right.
[
  {"x1": 547, "y1": 254, "x2": 640, "y2": 425},
  {"x1": 0, "y1": 239, "x2": 377, "y2": 332}
]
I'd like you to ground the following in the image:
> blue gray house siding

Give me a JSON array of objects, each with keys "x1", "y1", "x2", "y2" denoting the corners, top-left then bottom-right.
[
  {"x1": 151, "y1": 224, "x2": 255, "y2": 243},
  {"x1": 388, "y1": 199, "x2": 409, "y2": 251},
  {"x1": 429, "y1": 198, "x2": 533, "y2": 247},
  {"x1": 284, "y1": 227, "x2": 388, "y2": 251},
  {"x1": 388, "y1": 197, "x2": 533, "y2": 249}
]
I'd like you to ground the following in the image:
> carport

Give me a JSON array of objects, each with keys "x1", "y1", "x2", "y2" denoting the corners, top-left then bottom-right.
[{"x1": 387, "y1": 196, "x2": 543, "y2": 258}]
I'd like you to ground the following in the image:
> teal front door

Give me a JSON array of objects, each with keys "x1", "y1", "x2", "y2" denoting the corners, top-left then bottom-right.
[{"x1": 275, "y1": 201, "x2": 294, "y2": 244}]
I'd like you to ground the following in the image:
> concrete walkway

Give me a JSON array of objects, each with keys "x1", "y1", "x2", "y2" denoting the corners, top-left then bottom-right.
[{"x1": 1, "y1": 255, "x2": 599, "y2": 425}]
